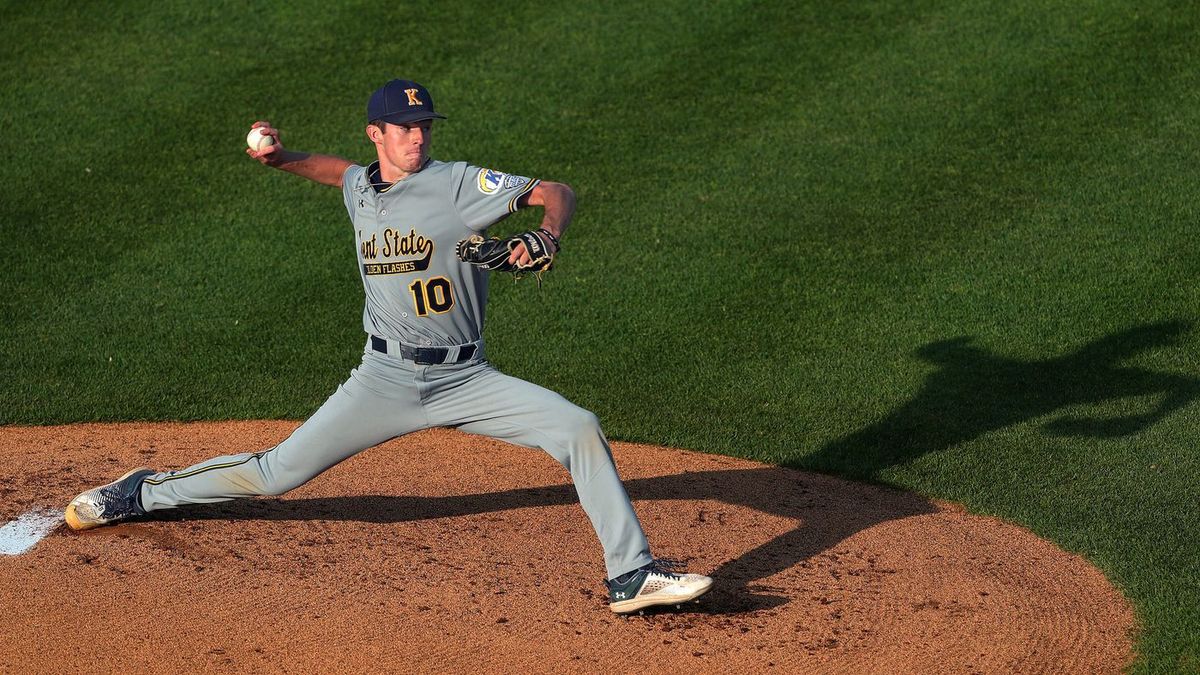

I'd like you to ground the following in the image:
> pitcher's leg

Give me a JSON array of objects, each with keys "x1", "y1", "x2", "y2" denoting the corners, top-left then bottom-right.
[
  {"x1": 141, "y1": 360, "x2": 424, "y2": 511},
  {"x1": 433, "y1": 366, "x2": 652, "y2": 579}
]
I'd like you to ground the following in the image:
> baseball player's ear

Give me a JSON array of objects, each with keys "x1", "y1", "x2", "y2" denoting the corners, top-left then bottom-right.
[{"x1": 366, "y1": 124, "x2": 382, "y2": 143}]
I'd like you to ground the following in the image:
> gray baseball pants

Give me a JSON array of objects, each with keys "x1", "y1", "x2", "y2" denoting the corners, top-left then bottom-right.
[{"x1": 139, "y1": 345, "x2": 654, "y2": 579}]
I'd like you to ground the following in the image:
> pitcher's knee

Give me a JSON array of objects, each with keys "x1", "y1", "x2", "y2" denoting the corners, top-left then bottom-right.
[
  {"x1": 254, "y1": 455, "x2": 314, "y2": 496},
  {"x1": 258, "y1": 465, "x2": 318, "y2": 496},
  {"x1": 259, "y1": 476, "x2": 298, "y2": 497},
  {"x1": 561, "y1": 407, "x2": 602, "y2": 440}
]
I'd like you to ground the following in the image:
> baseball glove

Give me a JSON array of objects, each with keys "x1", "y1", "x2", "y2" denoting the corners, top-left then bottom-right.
[{"x1": 455, "y1": 229, "x2": 557, "y2": 276}]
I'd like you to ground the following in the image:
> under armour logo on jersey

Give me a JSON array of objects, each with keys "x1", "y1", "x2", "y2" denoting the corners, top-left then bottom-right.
[
  {"x1": 359, "y1": 199, "x2": 365, "y2": 208},
  {"x1": 405, "y1": 88, "x2": 423, "y2": 106}
]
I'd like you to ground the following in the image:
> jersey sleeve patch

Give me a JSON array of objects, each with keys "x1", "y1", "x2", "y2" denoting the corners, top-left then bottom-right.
[
  {"x1": 457, "y1": 164, "x2": 541, "y2": 231},
  {"x1": 477, "y1": 168, "x2": 505, "y2": 195},
  {"x1": 476, "y1": 168, "x2": 535, "y2": 196},
  {"x1": 503, "y1": 174, "x2": 530, "y2": 190}
]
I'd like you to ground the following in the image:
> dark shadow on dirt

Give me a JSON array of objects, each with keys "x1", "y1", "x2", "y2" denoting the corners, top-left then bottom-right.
[{"x1": 154, "y1": 466, "x2": 937, "y2": 614}]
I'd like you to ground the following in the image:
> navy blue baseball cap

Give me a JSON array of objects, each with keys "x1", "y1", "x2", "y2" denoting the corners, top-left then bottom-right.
[{"x1": 367, "y1": 79, "x2": 446, "y2": 125}]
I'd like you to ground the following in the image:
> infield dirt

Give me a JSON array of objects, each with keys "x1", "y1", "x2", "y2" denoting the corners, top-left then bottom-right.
[{"x1": 0, "y1": 422, "x2": 1133, "y2": 673}]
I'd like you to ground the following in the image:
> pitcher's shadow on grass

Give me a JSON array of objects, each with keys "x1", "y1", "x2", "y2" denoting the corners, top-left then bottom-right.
[
  {"x1": 154, "y1": 320, "x2": 1197, "y2": 615},
  {"x1": 806, "y1": 319, "x2": 1200, "y2": 479}
]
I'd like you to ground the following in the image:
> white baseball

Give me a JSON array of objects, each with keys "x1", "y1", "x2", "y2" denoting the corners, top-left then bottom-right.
[{"x1": 246, "y1": 127, "x2": 275, "y2": 152}]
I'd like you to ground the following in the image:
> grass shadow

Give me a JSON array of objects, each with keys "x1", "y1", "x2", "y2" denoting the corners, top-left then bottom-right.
[{"x1": 808, "y1": 320, "x2": 1199, "y2": 479}]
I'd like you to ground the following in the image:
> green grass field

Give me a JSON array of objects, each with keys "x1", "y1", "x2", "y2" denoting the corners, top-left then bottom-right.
[{"x1": 2, "y1": 1, "x2": 1198, "y2": 670}]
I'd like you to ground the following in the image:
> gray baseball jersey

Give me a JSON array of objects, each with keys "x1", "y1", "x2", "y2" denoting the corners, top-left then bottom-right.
[
  {"x1": 343, "y1": 160, "x2": 538, "y2": 348},
  {"x1": 135, "y1": 157, "x2": 654, "y2": 581}
]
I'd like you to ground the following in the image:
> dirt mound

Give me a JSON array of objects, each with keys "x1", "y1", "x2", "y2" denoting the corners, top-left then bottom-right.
[{"x1": 0, "y1": 422, "x2": 1134, "y2": 672}]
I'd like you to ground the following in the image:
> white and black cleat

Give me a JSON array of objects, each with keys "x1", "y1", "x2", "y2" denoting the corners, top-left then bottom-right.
[
  {"x1": 64, "y1": 467, "x2": 154, "y2": 531},
  {"x1": 605, "y1": 559, "x2": 713, "y2": 614}
]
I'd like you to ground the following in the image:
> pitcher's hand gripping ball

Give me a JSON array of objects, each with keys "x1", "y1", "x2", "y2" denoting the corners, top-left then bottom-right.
[
  {"x1": 456, "y1": 230, "x2": 556, "y2": 276},
  {"x1": 246, "y1": 127, "x2": 275, "y2": 152}
]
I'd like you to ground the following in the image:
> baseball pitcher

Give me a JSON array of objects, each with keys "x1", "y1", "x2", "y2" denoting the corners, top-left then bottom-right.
[{"x1": 64, "y1": 78, "x2": 712, "y2": 614}]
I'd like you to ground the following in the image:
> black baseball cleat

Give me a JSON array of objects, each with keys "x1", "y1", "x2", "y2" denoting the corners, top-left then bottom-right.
[
  {"x1": 64, "y1": 467, "x2": 155, "y2": 531},
  {"x1": 606, "y1": 559, "x2": 713, "y2": 614}
]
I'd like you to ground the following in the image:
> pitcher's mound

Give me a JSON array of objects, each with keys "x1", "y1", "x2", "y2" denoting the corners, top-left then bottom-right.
[{"x1": 0, "y1": 422, "x2": 1133, "y2": 672}]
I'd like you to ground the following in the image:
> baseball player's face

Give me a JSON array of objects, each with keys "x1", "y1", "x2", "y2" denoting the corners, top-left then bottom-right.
[{"x1": 372, "y1": 120, "x2": 432, "y2": 176}]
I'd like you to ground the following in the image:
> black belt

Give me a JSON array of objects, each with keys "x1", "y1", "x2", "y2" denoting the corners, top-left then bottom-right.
[{"x1": 370, "y1": 335, "x2": 477, "y2": 365}]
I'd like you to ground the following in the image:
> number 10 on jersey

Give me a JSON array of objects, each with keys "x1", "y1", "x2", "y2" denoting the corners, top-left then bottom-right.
[{"x1": 409, "y1": 277, "x2": 455, "y2": 316}]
